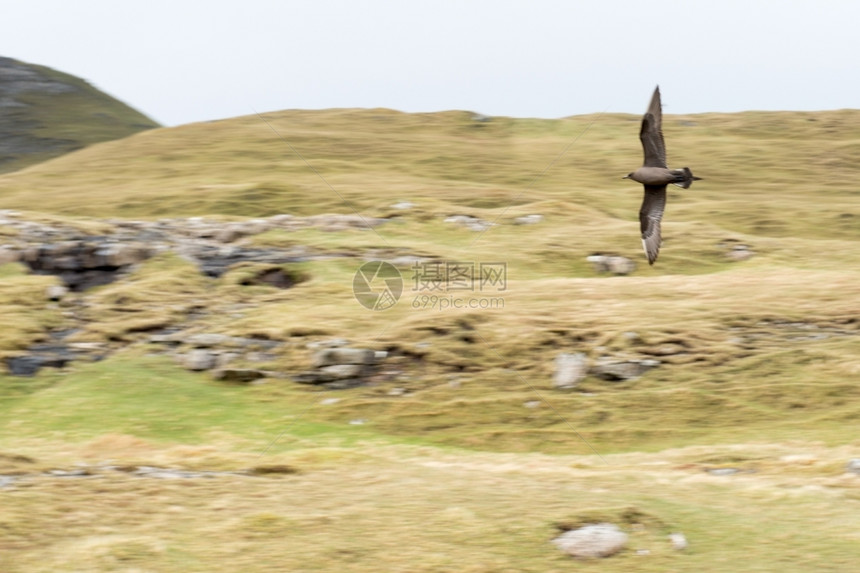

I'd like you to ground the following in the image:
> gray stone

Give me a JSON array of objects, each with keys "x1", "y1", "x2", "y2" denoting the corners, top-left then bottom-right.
[
  {"x1": 307, "y1": 338, "x2": 350, "y2": 350},
  {"x1": 46, "y1": 284, "x2": 69, "y2": 301},
  {"x1": 185, "y1": 333, "x2": 231, "y2": 348},
  {"x1": 553, "y1": 523, "x2": 628, "y2": 559},
  {"x1": 554, "y1": 352, "x2": 588, "y2": 389},
  {"x1": 211, "y1": 368, "x2": 267, "y2": 383},
  {"x1": 4, "y1": 356, "x2": 45, "y2": 376},
  {"x1": 591, "y1": 358, "x2": 659, "y2": 381},
  {"x1": 846, "y1": 459, "x2": 860, "y2": 474},
  {"x1": 318, "y1": 364, "x2": 366, "y2": 380},
  {"x1": 214, "y1": 224, "x2": 246, "y2": 243},
  {"x1": 586, "y1": 254, "x2": 636, "y2": 275},
  {"x1": 391, "y1": 201, "x2": 415, "y2": 210},
  {"x1": 216, "y1": 352, "x2": 241, "y2": 367},
  {"x1": 312, "y1": 348, "x2": 376, "y2": 368},
  {"x1": 182, "y1": 349, "x2": 217, "y2": 371}
]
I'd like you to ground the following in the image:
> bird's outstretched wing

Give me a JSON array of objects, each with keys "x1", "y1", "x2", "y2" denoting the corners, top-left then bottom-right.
[
  {"x1": 639, "y1": 184, "x2": 666, "y2": 265},
  {"x1": 640, "y1": 86, "x2": 666, "y2": 168}
]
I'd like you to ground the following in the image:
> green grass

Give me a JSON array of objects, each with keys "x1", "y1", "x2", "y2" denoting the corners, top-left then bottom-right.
[{"x1": 1, "y1": 106, "x2": 860, "y2": 571}]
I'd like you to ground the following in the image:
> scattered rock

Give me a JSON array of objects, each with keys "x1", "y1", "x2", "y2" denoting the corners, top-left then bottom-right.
[
  {"x1": 591, "y1": 358, "x2": 659, "y2": 381},
  {"x1": 5, "y1": 356, "x2": 48, "y2": 376},
  {"x1": 444, "y1": 215, "x2": 493, "y2": 232},
  {"x1": 181, "y1": 349, "x2": 217, "y2": 371},
  {"x1": 553, "y1": 523, "x2": 628, "y2": 559},
  {"x1": 726, "y1": 244, "x2": 755, "y2": 261},
  {"x1": 4, "y1": 342, "x2": 78, "y2": 376},
  {"x1": 307, "y1": 338, "x2": 350, "y2": 350},
  {"x1": 669, "y1": 532, "x2": 688, "y2": 551},
  {"x1": 514, "y1": 214, "x2": 544, "y2": 225},
  {"x1": 294, "y1": 346, "x2": 383, "y2": 388},
  {"x1": 391, "y1": 201, "x2": 415, "y2": 210},
  {"x1": 213, "y1": 224, "x2": 246, "y2": 243},
  {"x1": 846, "y1": 459, "x2": 860, "y2": 474},
  {"x1": 185, "y1": 333, "x2": 232, "y2": 348},
  {"x1": 586, "y1": 254, "x2": 636, "y2": 275},
  {"x1": 318, "y1": 364, "x2": 367, "y2": 380},
  {"x1": 554, "y1": 352, "x2": 588, "y2": 389},
  {"x1": 45, "y1": 284, "x2": 69, "y2": 301},
  {"x1": 211, "y1": 368, "x2": 268, "y2": 383},
  {"x1": 306, "y1": 213, "x2": 387, "y2": 232},
  {"x1": 312, "y1": 347, "x2": 377, "y2": 368},
  {"x1": 706, "y1": 468, "x2": 741, "y2": 476}
]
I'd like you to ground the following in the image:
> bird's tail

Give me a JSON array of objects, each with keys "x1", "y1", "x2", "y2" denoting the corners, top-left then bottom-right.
[{"x1": 670, "y1": 167, "x2": 702, "y2": 189}]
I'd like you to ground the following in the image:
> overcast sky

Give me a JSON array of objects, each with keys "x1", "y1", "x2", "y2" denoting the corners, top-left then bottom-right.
[{"x1": 3, "y1": 1, "x2": 859, "y2": 126}]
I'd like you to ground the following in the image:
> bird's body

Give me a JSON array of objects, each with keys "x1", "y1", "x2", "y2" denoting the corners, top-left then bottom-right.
[{"x1": 623, "y1": 86, "x2": 701, "y2": 265}]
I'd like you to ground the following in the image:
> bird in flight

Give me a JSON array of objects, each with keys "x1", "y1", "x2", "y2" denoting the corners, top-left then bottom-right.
[{"x1": 623, "y1": 86, "x2": 701, "y2": 265}]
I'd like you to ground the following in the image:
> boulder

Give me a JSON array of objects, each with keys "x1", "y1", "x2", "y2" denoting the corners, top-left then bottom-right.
[
  {"x1": 312, "y1": 348, "x2": 376, "y2": 368},
  {"x1": 182, "y1": 349, "x2": 217, "y2": 371},
  {"x1": 554, "y1": 352, "x2": 588, "y2": 389},
  {"x1": 591, "y1": 358, "x2": 659, "y2": 381},
  {"x1": 5, "y1": 356, "x2": 46, "y2": 376},
  {"x1": 553, "y1": 523, "x2": 628, "y2": 559}
]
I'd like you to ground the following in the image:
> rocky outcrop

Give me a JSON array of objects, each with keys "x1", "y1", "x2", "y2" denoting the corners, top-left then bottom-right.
[{"x1": 0, "y1": 210, "x2": 392, "y2": 289}]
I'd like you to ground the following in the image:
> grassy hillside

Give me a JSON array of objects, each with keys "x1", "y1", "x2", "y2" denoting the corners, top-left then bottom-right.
[
  {"x1": 1, "y1": 107, "x2": 859, "y2": 571},
  {"x1": 0, "y1": 56, "x2": 158, "y2": 174}
]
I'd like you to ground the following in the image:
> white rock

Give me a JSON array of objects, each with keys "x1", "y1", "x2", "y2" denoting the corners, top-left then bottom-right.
[
  {"x1": 554, "y1": 352, "x2": 588, "y2": 389},
  {"x1": 553, "y1": 523, "x2": 628, "y2": 559},
  {"x1": 514, "y1": 214, "x2": 544, "y2": 225},
  {"x1": 669, "y1": 532, "x2": 688, "y2": 551}
]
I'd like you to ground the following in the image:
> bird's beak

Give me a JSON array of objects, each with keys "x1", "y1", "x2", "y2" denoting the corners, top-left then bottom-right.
[{"x1": 622, "y1": 175, "x2": 629, "y2": 179}]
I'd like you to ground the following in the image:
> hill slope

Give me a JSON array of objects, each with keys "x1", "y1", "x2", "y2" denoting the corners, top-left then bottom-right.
[
  {"x1": 1, "y1": 106, "x2": 859, "y2": 571},
  {"x1": 0, "y1": 56, "x2": 158, "y2": 173}
]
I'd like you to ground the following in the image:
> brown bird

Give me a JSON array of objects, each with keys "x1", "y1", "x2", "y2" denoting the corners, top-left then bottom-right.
[{"x1": 623, "y1": 86, "x2": 701, "y2": 265}]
